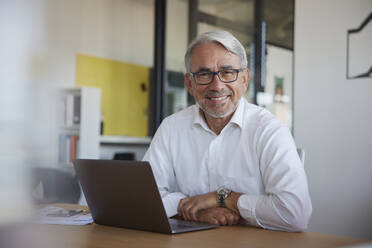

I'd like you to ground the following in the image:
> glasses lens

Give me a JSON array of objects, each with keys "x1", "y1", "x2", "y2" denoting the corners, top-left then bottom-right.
[
  {"x1": 195, "y1": 71, "x2": 212, "y2": 84},
  {"x1": 219, "y1": 69, "x2": 237, "y2": 82}
]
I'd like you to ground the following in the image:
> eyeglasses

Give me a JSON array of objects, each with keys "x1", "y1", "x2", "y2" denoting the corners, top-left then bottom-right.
[{"x1": 189, "y1": 68, "x2": 244, "y2": 85}]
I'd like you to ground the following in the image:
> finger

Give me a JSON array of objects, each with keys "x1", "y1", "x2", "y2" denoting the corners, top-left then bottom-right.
[
  {"x1": 211, "y1": 217, "x2": 219, "y2": 225},
  {"x1": 230, "y1": 212, "x2": 240, "y2": 225},
  {"x1": 225, "y1": 213, "x2": 234, "y2": 225},
  {"x1": 216, "y1": 215, "x2": 227, "y2": 226},
  {"x1": 179, "y1": 199, "x2": 192, "y2": 218},
  {"x1": 189, "y1": 206, "x2": 200, "y2": 221},
  {"x1": 222, "y1": 209, "x2": 237, "y2": 225},
  {"x1": 199, "y1": 215, "x2": 218, "y2": 225},
  {"x1": 182, "y1": 203, "x2": 194, "y2": 221},
  {"x1": 227, "y1": 213, "x2": 239, "y2": 225},
  {"x1": 177, "y1": 198, "x2": 188, "y2": 213},
  {"x1": 177, "y1": 201, "x2": 183, "y2": 214},
  {"x1": 185, "y1": 200, "x2": 201, "y2": 221}
]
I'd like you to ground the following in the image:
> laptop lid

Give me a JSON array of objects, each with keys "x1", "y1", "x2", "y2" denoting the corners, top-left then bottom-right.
[{"x1": 73, "y1": 159, "x2": 218, "y2": 234}]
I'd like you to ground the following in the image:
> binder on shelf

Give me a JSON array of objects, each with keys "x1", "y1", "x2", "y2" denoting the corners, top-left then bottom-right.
[
  {"x1": 70, "y1": 135, "x2": 79, "y2": 163},
  {"x1": 65, "y1": 95, "x2": 74, "y2": 126},
  {"x1": 62, "y1": 94, "x2": 81, "y2": 127},
  {"x1": 58, "y1": 134, "x2": 79, "y2": 165},
  {"x1": 73, "y1": 95, "x2": 81, "y2": 125}
]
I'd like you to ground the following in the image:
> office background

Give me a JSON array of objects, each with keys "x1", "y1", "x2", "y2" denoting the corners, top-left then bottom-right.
[{"x1": 0, "y1": 0, "x2": 371, "y2": 240}]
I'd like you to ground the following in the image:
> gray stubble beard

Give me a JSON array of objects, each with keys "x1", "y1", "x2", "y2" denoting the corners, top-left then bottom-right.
[{"x1": 196, "y1": 98, "x2": 239, "y2": 119}]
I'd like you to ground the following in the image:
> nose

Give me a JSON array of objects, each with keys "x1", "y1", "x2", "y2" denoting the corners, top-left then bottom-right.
[{"x1": 208, "y1": 73, "x2": 225, "y2": 91}]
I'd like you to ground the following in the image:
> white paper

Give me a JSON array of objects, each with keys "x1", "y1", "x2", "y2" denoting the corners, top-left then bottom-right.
[{"x1": 32, "y1": 206, "x2": 93, "y2": 225}]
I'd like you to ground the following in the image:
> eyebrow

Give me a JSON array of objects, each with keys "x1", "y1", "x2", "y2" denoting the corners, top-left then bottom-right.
[
  {"x1": 195, "y1": 65, "x2": 234, "y2": 72},
  {"x1": 197, "y1": 67, "x2": 211, "y2": 72},
  {"x1": 219, "y1": 65, "x2": 233, "y2": 70}
]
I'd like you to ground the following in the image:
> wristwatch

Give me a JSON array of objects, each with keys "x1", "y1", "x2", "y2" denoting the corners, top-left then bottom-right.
[{"x1": 217, "y1": 187, "x2": 232, "y2": 208}]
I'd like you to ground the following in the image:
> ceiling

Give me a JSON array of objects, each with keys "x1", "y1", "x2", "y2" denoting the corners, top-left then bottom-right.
[{"x1": 198, "y1": 0, "x2": 294, "y2": 50}]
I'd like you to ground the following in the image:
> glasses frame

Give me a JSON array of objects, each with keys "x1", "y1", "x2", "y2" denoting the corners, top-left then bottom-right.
[{"x1": 189, "y1": 68, "x2": 244, "y2": 85}]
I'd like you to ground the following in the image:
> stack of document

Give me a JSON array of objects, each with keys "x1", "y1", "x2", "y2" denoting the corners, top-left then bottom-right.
[{"x1": 32, "y1": 206, "x2": 93, "y2": 225}]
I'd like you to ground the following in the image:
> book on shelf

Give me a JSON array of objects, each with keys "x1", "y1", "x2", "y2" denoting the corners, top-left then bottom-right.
[{"x1": 58, "y1": 134, "x2": 80, "y2": 164}]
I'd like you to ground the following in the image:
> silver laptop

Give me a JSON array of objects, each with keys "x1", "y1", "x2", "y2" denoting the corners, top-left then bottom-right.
[{"x1": 73, "y1": 159, "x2": 219, "y2": 234}]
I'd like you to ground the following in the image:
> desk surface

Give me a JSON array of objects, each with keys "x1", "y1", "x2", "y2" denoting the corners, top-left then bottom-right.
[
  {"x1": 1, "y1": 204, "x2": 368, "y2": 248},
  {"x1": 3, "y1": 222, "x2": 368, "y2": 248}
]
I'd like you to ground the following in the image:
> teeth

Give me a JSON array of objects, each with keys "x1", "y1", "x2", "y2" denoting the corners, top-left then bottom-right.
[{"x1": 210, "y1": 96, "x2": 227, "y2": 101}]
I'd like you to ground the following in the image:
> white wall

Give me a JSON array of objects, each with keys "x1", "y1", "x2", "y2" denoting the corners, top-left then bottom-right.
[
  {"x1": 0, "y1": 0, "x2": 155, "y2": 164},
  {"x1": 294, "y1": 0, "x2": 372, "y2": 239}
]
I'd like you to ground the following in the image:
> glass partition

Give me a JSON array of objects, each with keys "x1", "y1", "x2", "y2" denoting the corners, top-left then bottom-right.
[
  {"x1": 260, "y1": 0, "x2": 294, "y2": 129},
  {"x1": 165, "y1": 0, "x2": 294, "y2": 129}
]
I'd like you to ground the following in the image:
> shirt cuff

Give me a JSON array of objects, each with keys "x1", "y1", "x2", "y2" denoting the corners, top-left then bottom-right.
[
  {"x1": 162, "y1": 192, "x2": 187, "y2": 217},
  {"x1": 237, "y1": 194, "x2": 262, "y2": 228}
]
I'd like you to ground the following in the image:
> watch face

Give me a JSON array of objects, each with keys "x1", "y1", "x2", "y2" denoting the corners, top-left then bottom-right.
[
  {"x1": 218, "y1": 187, "x2": 231, "y2": 197},
  {"x1": 217, "y1": 187, "x2": 231, "y2": 207}
]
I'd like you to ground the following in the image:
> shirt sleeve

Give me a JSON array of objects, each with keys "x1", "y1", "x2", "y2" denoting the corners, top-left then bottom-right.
[
  {"x1": 142, "y1": 118, "x2": 187, "y2": 217},
  {"x1": 237, "y1": 122, "x2": 312, "y2": 232}
]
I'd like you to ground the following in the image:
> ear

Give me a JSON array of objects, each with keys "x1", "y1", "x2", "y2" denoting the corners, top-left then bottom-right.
[
  {"x1": 184, "y1": 73, "x2": 195, "y2": 96},
  {"x1": 241, "y1": 68, "x2": 250, "y2": 92}
]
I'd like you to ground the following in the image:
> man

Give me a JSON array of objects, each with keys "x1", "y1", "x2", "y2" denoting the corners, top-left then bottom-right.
[{"x1": 143, "y1": 30, "x2": 312, "y2": 232}]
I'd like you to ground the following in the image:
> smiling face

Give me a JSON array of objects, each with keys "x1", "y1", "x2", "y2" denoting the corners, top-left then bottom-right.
[{"x1": 185, "y1": 42, "x2": 249, "y2": 120}]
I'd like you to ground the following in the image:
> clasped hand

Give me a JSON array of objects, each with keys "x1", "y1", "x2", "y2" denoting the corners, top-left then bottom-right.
[{"x1": 177, "y1": 192, "x2": 240, "y2": 226}]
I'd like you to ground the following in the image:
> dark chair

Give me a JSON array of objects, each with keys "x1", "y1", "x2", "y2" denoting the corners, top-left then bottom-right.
[{"x1": 113, "y1": 152, "x2": 135, "y2": 160}]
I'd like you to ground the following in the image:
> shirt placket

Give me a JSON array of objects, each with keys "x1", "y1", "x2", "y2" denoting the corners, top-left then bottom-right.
[{"x1": 207, "y1": 135, "x2": 220, "y2": 192}]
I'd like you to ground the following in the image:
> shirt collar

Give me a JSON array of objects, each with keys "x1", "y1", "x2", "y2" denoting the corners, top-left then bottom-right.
[
  {"x1": 192, "y1": 105, "x2": 210, "y2": 131},
  {"x1": 229, "y1": 97, "x2": 245, "y2": 129},
  {"x1": 192, "y1": 97, "x2": 246, "y2": 130}
]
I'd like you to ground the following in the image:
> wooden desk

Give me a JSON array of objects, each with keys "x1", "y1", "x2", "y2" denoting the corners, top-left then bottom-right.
[{"x1": 2, "y1": 220, "x2": 368, "y2": 248}]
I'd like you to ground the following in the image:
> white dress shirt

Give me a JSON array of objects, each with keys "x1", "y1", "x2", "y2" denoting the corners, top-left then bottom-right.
[{"x1": 143, "y1": 98, "x2": 312, "y2": 232}]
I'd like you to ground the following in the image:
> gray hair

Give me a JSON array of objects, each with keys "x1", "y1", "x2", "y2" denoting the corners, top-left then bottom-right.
[{"x1": 184, "y1": 30, "x2": 248, "y2": 72}]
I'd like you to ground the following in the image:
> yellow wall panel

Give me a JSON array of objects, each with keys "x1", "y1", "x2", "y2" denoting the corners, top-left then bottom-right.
[{"x1": 75, "y1": 54, "x2": 149, "y2": 136}]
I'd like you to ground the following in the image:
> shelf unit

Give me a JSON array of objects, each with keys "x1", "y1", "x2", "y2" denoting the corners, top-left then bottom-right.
[
  {"x1": 100, "y1": 135, "x2": 152, "y2": 145},
  {"x1": 57, "y1": 87, "x2": 101, "y2": 166}
]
